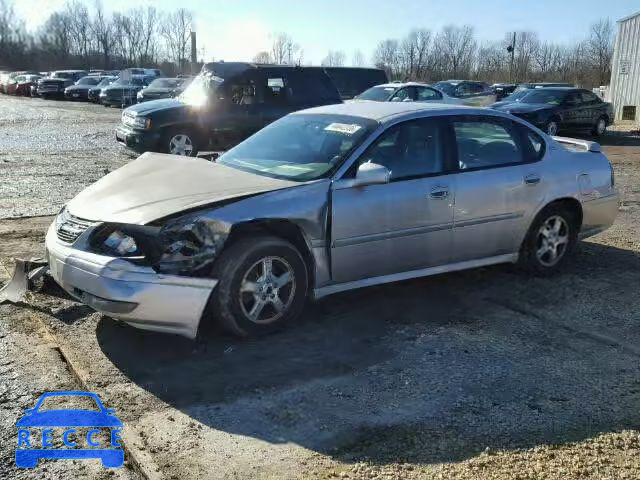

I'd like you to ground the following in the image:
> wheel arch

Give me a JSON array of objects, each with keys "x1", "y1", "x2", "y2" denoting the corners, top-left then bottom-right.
[
  {"x1": 521, "y1": 196, "x2": 583, "y2": 249},
  {"x1": 225, "y1": 219, "x2": 316, "y2": 289}
]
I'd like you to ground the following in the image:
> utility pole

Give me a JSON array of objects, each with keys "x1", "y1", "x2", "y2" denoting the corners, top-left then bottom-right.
[
  {"x1": 190, "y1": 31, "x2": 197, "y2": 74},
  {"x1": 507, "y1": 32, "x2": 516, "y2": 83}
]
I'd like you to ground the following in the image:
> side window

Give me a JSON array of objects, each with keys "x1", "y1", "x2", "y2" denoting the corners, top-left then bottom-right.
[
  {"x1": 390, "y1": 87, "x2": 413, "y2": 102},
  {"x1": 565, "y1": 92, "x2": 582, "y2": 106},
  {"x1": 453, "y1": 119, "x2": 523, "y2": 170},
  {"x1": 468, "y1": 83, "x2": 486, "y2": 94},
  {"x1": 581, "y1": 91, "x2": 599, "y2": 103},
  {"x1": 514, "y1": 123, "x2": 546, "y2": 162},
  {"x1": 416, "y1": 87, "x2": 442, "y2": 101},
  {"x1": 358, "y1": 119, "x2": 445, "y2": 180},
  {"x1": 264, "y1": 77, "x2": 289, "y2": 105}
]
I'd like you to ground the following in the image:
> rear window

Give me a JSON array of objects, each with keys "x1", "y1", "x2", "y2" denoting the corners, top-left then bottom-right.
[{"x1": 291, "y1": 72, "x2": 340, "y2": 103}]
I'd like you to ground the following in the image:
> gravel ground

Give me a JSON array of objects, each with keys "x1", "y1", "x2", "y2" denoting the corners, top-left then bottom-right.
[{"x1": 1, "y1": 95, "x2": 640, "y2": 479}]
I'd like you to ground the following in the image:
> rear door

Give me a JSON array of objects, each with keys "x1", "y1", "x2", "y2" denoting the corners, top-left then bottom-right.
[
  {"x1": 331, "y1": 117, "x2": 456, "y2": 283},
  {"x1": 449, "y1": 115, "x2": 545, "y2": 263},
  {"x1": 580, "y1": 90, "x2": 602, "y2": 127},
  {"x1": 560, "y1": 92, "x2": 583, "y2": 129}
]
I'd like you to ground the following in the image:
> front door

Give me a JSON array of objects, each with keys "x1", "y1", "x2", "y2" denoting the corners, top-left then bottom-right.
[
  {"x1": 449, "y1": 116, "x2": 544, "y2": 262},
  {"x1": 331, "y1": 118, "x2": 455, "y2": 283}
]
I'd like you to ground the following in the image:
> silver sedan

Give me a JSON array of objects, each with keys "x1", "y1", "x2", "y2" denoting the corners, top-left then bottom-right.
[{"x1": 45, "y1": 102, "x2": 619, "y2": 338}]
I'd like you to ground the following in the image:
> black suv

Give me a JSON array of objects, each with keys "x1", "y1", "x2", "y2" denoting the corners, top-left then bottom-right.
[{"x1": 116, "y1": 62, "x2": 343, "y2": 156}]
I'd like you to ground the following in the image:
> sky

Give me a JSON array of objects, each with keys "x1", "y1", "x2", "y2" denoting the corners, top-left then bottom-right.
[{"x1": 12, "y1": 0, "x2": 640, "y2": 65}]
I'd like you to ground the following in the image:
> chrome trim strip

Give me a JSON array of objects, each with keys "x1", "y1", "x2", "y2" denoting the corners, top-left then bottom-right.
[
  {"x1": 333, "y1": 222, "x2": 453, "y2": 248},
  {"x1": 454, "y1": 211, "x2": 523, "y2": 228},
  {"x1": 313, "y1": 253, "x2": 518, "y2": 299}
]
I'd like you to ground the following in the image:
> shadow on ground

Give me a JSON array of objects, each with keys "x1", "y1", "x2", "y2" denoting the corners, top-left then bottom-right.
[{"x1": 96, "y1": 240, "x2": 640, "y2": 466}]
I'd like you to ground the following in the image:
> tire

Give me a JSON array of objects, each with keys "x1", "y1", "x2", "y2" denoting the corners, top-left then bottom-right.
[
  {"x1": 592, "y1": 115, "x2": 607, "y2": 137},
  {"x1": 208, "y1": 235, "x2": 309, "y2": 337},
  {"x1": 163, "y1": 126, "x2": 200, "y2": 157},
  {"x1": 544, "y1": 118, "x2": 560, "y2": 136},
  {"x1": 518, "y1": 204, "x2": 579, "y2": 276}
]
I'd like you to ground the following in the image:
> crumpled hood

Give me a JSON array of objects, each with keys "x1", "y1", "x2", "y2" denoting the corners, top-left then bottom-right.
[
  {"x1": 66, "y1": 153, "x2": 299, "y2": 224},
  {"x1": 491, "y1": 102, "x2": 552, "y2": 114}
]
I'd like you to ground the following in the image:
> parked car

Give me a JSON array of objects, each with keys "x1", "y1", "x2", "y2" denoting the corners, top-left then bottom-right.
[
  {"x1": 64, "y1": 75, "x2": 105, "y2": 101},
  {"x1": 46, "y1": 102, "x2": 618, "y2": 339},
  {"x1": 136, "y1": 77, "x2": 189, "y2": 103},
  {"x1": 491, "y1": 83, "x2": 517, "y2": 100},
  {"x1": 12, "y1": 74, "x2": 41, "y2": 96},
  {"x1": 354, "y1": 82, "x2": 460, "y2": 104},
  {"x1": 37, "y1": 70, "x2": 88, "y2": 98},
  {"x1": 100, "y1": 75, "x2": 149, "y2": 107},
  {"x1": 491, "y1": 87, "x2": 613, "y2": 136},
  {"x1": 492, "y1": 82, "x2": 575, "y2": 107},
  {"x1": 88, "y1": 76, "x2": 117, "y2": 103},
  {"x1": 115, "y1": 62, "x2": 342, "y2": 156},
  {"x1": 431, "y1": 80, "x2": 497, "y2": 106},
  {"x1": 310, "y1": 67, "x2": 388, "y2": 99},
  {"x1": 1, "y1": 71, "x2": 38, "y2": 94}
]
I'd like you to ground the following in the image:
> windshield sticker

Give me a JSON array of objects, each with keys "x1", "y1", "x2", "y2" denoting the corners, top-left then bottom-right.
[{"x1": 324, "y1": 123, "x2": 362, "y2": 135}]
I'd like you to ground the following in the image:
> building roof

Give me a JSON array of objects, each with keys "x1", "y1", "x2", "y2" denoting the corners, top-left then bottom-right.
[{"x1": 618, "y1": 11, "x2": 640, "y2": 23}]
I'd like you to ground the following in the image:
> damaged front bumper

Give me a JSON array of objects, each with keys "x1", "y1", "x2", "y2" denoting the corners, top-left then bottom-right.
[{"x1": 45, "y1": 224, "x2": 218, "y2": 339}]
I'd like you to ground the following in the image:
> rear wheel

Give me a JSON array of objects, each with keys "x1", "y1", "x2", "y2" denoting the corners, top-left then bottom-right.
[
  {"x1": 592, "y1": 115, "x2": 607, "y2": 137},
  {"x1": 518, "y1": 204, "x2": 579, "y2": 275},
  {"x1": 544, "y1": 118, "x2": 559, "y2": 136},
  {"x1": 207, "y1": 236, "x2": 308, "y2": 337}
]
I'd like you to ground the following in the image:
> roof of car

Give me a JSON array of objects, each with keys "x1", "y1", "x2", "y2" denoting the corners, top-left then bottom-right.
[
  {"x1": 297, "y1": 101, "x2": 482, "y2": 122},
  {"x1": 374, "y1": 82, "x2": 431, "y2": 89}
]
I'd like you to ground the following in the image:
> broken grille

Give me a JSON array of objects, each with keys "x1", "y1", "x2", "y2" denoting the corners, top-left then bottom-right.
[{"x1": 56, "y1": 214, "x2": 95, "y2": 244}]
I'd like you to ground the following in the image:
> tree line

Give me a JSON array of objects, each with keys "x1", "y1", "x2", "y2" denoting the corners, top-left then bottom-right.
[
  {"x1": 319, "y1": 20, "x2": 615, "y2": 89},
  {"x1": 0, "y1": 0, "x2": 195, "y2": 75},
  {"x1": 1, "y1": 0, "x2": 615, "y2": 89}
]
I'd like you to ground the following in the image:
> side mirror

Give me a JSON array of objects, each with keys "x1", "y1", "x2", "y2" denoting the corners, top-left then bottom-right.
[{"x1": 353, "y1": 162, "x2": 391, "y2": 187}]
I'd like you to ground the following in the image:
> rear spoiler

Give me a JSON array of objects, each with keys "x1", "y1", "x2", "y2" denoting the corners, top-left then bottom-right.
[{"x1": 552, "y1": 136, "x2": 601, "y2": 153}]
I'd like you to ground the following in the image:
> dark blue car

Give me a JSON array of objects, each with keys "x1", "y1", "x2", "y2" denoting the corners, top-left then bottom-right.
[{"x1": 15, "y1": 391, "x2": 123, "y2": 468}]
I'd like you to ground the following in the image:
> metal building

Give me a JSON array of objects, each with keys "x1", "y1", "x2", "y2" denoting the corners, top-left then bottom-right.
[{"x1": 610, "y1": 11, "x2": 640, "y2": 122}]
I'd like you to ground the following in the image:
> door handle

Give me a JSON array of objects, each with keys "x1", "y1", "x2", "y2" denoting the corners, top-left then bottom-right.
[
  {"x1": 429, "y1": 188, "x2": 449, "y2": 199},
  {"x1": 524, "y1": 175, "x2": 541, "y2": 185}
]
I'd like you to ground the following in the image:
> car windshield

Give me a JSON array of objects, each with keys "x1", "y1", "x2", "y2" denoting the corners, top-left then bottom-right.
[
  {"x1": 53, "y1": 72, "x2": 72, "y2": 79},
  {"x1": 432, "y1": 82, "x2": 458, "y2": 95},
  {"x1": 37, "y1": 395, "x2": 101, "y2": 412},
  {"x1": 179, "y1": 73, "x2": 223, "y2": 106},
  {"x1": 503, "y1": 89, "x2": 531, "y2": 102},
  {"x1": 14, "y1": 75, "x2": 25, "y2": 82},
  {"x1": 97, "y1": 77, "x2": 115, "y2": 87},
  {"x1": 218, "y1": 114, "x2": 377, "y2": 181},
  {"x1": 77, "y1": 76, "x2": 100, "y2": 85},
  {"x1": 519, "y1": 90, "x2": 567, "y2": 105},
  {"x1": 356, "y1": 86, "x2": 397, "y2": 101},
  {"x1": 149, "y1": 78, "x2": 180, "y2": 88},
  {"x1": 113, "y1": 77, "x2": 144, "y2": 86}
]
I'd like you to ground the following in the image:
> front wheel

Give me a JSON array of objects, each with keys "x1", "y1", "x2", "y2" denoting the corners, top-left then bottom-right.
[
  {"x1": 208, "y1": 236, "x2": 309, "y2": 337},
  {"x1": 164, "y1": 127, "x2": 200, "y2": 157},
  {"x1": 518, "y1": 205, "x2": 578, "y2": 276}
]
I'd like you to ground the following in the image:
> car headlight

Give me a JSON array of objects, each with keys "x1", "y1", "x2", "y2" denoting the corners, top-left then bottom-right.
[
  {"x1": 122, "y1": 113, "x2": 151, "y2": 129},
  {"x1": 137, "y1": 91, "x2": 143, "y2": 98},
  {"x1": 104, "y1": 230, "x2": 139, "y2": 255},
  {"x1": 55, "y1": 206, "x2": 70, "y2": 229}
]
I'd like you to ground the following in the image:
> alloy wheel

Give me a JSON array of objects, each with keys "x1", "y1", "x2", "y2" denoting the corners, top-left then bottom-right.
[
  {"x1": 597, "y1": 118, "x2": 606, "y2": 135},
  {"x1": 239, "y1": 256, "x2": 296, "y2": 324},
  {"x1": 546, "y1": 121, "x2": 558, "y2": 136},
  {"x1": 169, "y1": 134, "x2": 194, "y2": 156},
  {"x1": 536, "y1": 215, "x2": 570, "y2": 267}
]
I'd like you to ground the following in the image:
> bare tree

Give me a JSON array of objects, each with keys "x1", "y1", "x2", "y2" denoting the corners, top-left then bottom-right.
[
  {"x1": 321, "y1": 50, "x2": 346, "y2": 67},
  {"x1": 270, "y1": 33, "x2": 302, "y2": 65},
  {"x1": 253, "y1": 51, "x2": 272, "y2": 64},
  {"x1": 434, "y1": 25, "x2": 476, "y2": 79},
  {"x1": 399, "y1": 28, "x2": 432, "y2": 80},
  {"x1": 373, "y1": 39, "x2": 400, "y2": 78},
  {"x1": 65, "y1": 1, "x2": 92, "y2": 62},
  {"x1": 91, "y1": 0, "x2": 114, "y2": 69},
  {"x1": 587, "y1": 18, "x2": 614, "y2": 85},
  {"x1": 160, "y1": 8, "x2": 193, "y2": 72},
  {"x1": 352, "y1": 50, "x2": 365, "y2": 67}
]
